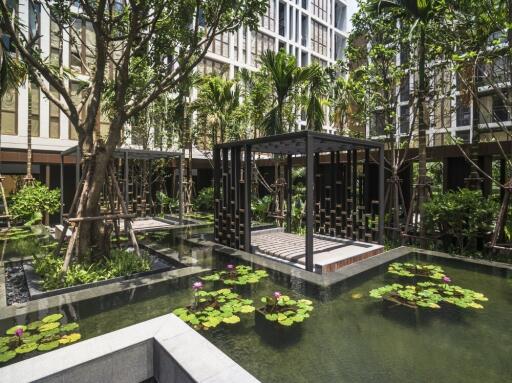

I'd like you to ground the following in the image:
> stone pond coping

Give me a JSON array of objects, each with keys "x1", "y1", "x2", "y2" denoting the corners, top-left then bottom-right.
[
  {"x1": 22, "y1": 249, "x2": 177, "y2": 301},
  {"x1": 0, "y1": 265, "x2": 209, "y2": 320},
  {"x1": 0, "y1": 313, "x2": 260, "y2": 383},
  {"x1": 187, "y1": 236, "x2": 512, "y2": 287}
]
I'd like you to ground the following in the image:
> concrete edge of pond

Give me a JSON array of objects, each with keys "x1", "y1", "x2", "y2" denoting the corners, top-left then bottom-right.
[
  {"x1": 0, "y1": 313, "x2": 260, "y2": 383},
  {"x1": 21, "y1": 249, "x2": 179, "y2": 301},
  {"x1": 189, "y1": 238, "x2": 512, "y2": 287},
  {"x1": 0, "y1": 265, "x2": 209, "y2": 320}
]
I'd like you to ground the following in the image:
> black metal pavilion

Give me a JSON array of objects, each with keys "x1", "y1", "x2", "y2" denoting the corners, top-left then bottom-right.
[
  {"x1": 213, "y1": 131, "x2": 385, "y2": 272},
  {"x1": 59, "y1": 146, "x2": 184, "y2": 225}
]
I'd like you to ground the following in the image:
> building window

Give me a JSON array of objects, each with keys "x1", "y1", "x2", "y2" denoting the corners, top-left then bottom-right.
[
  {"x1": 70, "y1": 18, "x2": 82, "y2": 72},
  {"x1": 209, "y1": 33, "x2": 229, "y2": 58},
  {"x1": 311, "y1": 21, "x2": 327, "y2": 56},
  {"x1": 252, "y1": 32, "x2": 275, "y2": 67},
  {"x1": 49, "y1": 86, "x2": 61, "y2": 139},
  {"x1": 400, "y1": 75, "x2": 410, "y2": 102},
  {"x1": 0, "y1": 88, "x2": 17, "y2": 135},
  {"x1": 261, "y1": 0, "x2": 275, "y2": 32},
  {"x1": 334, "y1": 1, "x2": 346, "y2": 30},
  {"x1": 456, "y1": 96, "x2": 471, "y2": 126},
  {"x1": 334, "y1": 34, "x2": 345, "y2": 60},
  {"x1": 399, "y1": 105, "x2": 409, "y2": 133},
  {"x1": 455, "y1": 130, "x2": 470, "y2": 144},
  {"x1": 312, "y1": 0, "x2": 328, "y2": 22},
  {"x1": 29, "y1": 83, "x2": 40, "y2": 137},
  {"x1": 197, "y1": 58, "x2": 229, "y2": 76},
  {"x1": 50, "y1": 17, "x2": 61, "y2": 67},
  {"x1": 278, "y1": 2, "x2": 286, "y2": 37},
  {"x1": 301, "y1": 15, "x2": 308, "y2": 47},
  {"x1": 493, "y1": 94, "x2": 508, "y2": 122},
  {"x1": 370, "y1": 111, "x2": 385, "y2": 136}
]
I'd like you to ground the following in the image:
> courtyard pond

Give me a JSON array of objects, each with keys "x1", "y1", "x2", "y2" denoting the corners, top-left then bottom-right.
[{"x1": 0, "y1": 228, "x2": 510, "y2": 382}]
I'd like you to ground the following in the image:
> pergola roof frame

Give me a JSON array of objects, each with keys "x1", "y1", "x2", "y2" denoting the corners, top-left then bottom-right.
[
  {"x1": 213, "y1": 131, "x2": 385, "y2": 273},
  {"x1": 59, "y1": 145, "x2": 184, "y2": 226}
]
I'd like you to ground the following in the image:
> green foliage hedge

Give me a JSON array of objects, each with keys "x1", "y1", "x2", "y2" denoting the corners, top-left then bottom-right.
[
  {"x1": 193, "y1": 187, "x2": 214, "y2": 213},
  {"x1": 423, "y1": 188, "x2": 497, "y2": 254},
  {"x1": 33, "y1": 249, "x2": 151, "y2": 290},
  {"x1": 10, "y1": 182, "x2": 60, "y2": 225}
]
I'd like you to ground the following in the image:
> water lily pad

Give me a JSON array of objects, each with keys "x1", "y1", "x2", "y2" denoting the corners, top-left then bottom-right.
[
  {"x1": 37, "y1": 340, "x2": 60, "y2": 351},
  {"x1": 60, "y1": 322, "x2": 79, "y2": 332},
  {"x1": 0, "y1": 350, "x2": 16, "y2": 363},
  {"x1": 27, "y1": 321, "x2": 44, "y2": 330},
  {"x1": 38, "y1": 322, "x2": 60, "y2": 332},
  {"x1": 222, "y1": 315, "x2": 240, "y2": 324},
  {"x1": 351, "y1": 293, "x2": 363, "y2": 299},
  {"x1": 239, "y1": 305, "x2": 255, "y2": 314},
  {"x1": 6, "y1": 325, "x2": 27, "y2": 335},
  {"x1": 22, "y1": 334, "x2": 43, "y2": 344},
  {"x1": 41, "y1": 314, "x2": 63, "y2": 323},
  {"x1": 59, "y1": 333, "x2": 81, "y2": 344},
  {"x1": 15, "y1": 342, "x2": 38, "y2": 354},
  {"x1": 40, "y1": 328, "x2": 61, "y2": 337}
]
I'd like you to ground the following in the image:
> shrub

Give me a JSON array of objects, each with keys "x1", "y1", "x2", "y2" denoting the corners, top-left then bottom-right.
[
  {"x1": 156, "y1": 192, "x2": 178, "y2": 214},
  {"x1": 193, "y1": 186, "x2": 214, "y2": 213},
  {"x1": 33, "y1": 249, "x2": 151, "y2": 290},
  {"x1": 10, "y1": 182, "x2": 60, "y2": 225},
  {"x1": 422, "y1": 188, "x2": 497, "y2": 254},
  {"x1": 251, "y1": 195, "x2": 273, "y2": 223}
]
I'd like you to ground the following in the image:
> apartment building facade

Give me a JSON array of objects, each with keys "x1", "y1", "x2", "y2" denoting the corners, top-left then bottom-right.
[
  {"x1": 0, "y1": 0, "x2": 357, "y2": 191},
  {"x1": 365, "y1": 45, "x2": 511, "y2": 197}
]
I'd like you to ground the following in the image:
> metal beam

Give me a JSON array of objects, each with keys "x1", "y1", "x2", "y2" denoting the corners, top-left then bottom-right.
[
  {"x1": 379, "y1": 147, "x2": 385, "y2": 244},
  {"x1": 179, "y1": 154, "x2": 184, "y2": 224},
  {"x1": 305, "y1": 133, "x2": 314, "y2": 272},
  {"x1": 60, "y1": 155, "x2": 64, "y2": 224},
  {"x1": 213, "y1": 147, "x2": 221, "y2": 241},
  {"x1": 286, "y1": 154, "x2": 292, "y2": 233},
  {"x1": 244, "y1": 145, "x2": 252, "y2": 251}
]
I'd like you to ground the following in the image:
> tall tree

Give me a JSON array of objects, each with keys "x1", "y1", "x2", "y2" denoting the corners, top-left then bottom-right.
[
  {"x1": 374, "y1": 0, "x2": 435, "y2": 239},
  {"x1": 305, "y1": 63, "x2": 329, "y2": 132},
  {"x1": 350, "y1": 1, "x2": 417, "y2": 237},
  {"x1": 238, "y1": 68, "x2": 272, "y2": 139},
  {"x1": 193, "y1": 75, "x2": 241, "y2": 146},
  {"x1": 259, "y1": 49, "x2": 314, "y2": 134},
  {"x1": 0, "y1": 0, "x2": 267, "y2": 258}
]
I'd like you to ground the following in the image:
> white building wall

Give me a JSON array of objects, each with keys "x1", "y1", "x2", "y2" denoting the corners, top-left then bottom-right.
[{"x1": 0, "y1": 0, "x2": 358, "y2": 153}]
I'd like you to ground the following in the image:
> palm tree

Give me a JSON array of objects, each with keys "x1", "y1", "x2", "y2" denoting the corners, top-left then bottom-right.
[
  {"x1": 259, "y1": 49, "x2": 314, "y2": 134},
  {"x1": 374, "y1": 0, "x2": 433, "y2": 238},
  {"x1": 238, "y1": 68, "x2": 272, "y2": 139},
  {"x1": 305, "y1": 63, "x2": 329, "y2": 132},
  {"x1": 193, "y1": 75, "x2": 240, "y2": 145}
]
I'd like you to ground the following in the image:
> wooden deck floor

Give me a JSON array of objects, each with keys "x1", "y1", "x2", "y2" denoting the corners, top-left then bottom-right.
[{"x1": 251, "y1": 231, "x2": 383, "y2": 273}]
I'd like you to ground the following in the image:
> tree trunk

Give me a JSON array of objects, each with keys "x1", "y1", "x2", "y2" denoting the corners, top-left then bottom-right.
[
  {"x1": 74, "y1": 147, "x2": 112, "y2": 260},
  {"x1": 416, "y1": 25, "x2": 428, "y2": 240}
]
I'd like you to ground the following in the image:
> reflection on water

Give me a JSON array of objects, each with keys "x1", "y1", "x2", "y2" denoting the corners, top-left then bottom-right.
[{"x1": 0, "y1": 229, "x2": 511, "y2": 382}]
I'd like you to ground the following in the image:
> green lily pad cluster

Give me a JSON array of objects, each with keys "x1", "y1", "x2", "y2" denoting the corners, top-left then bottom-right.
[
  {"x1": 259, "y1": 295, "x2": 314, "y2": 326},
  {"x1": 387, "y1": 262, "x2": 447, "y2": 280},
  {"x1": 200, "y1": 265, "x2": 269, "y2": 286},
  {"x1": 370, "y1": 263, "x2": 489, "y2": 310},
  {"x1": 0, "y1": 313, "x2": 81, "y2": 363},
  {"x1": 172, "y1": 288, "x2": 255, "y2": 330}
]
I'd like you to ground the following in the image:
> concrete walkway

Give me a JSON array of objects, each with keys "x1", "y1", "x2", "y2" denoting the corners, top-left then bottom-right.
[{"x1": 251, "y1": 231, "x2": 383, "y2": 273}]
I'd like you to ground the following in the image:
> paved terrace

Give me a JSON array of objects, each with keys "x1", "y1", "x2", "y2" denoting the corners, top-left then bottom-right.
[{"x1": 251, "y1": 231, "x2": 384, "y2": 274}]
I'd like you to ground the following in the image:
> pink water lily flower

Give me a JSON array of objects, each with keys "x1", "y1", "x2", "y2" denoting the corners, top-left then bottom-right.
[
  {"x1": 226, "y1": 264, "x2": 235, "y2": 270},
  {"x1": 15, "y1": 328, "x2": 23, "y2": 337},
  {"x1": 192, "y1": 281, "x2": 203, "y2": 291},
  {"x1": 442, "y1": 276, "x2": 451, "y2": 283},
  {"x1": 273, "y1": 291, "x2": 282, "y2": 299}
]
